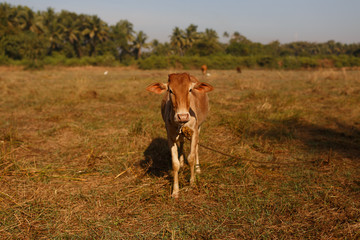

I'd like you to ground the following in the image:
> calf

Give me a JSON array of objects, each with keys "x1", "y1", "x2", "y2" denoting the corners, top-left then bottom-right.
[
  {"x1": 201, "y1": 64, "x2": 207, "y2": 75},
  {"x1": 146, "y1": 73, "x2": 214, "y2": 198}
]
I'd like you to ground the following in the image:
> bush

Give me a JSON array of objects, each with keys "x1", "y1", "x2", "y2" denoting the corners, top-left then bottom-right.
[
  {"x1": 0, "y1": 54, "x2": 10, "y2": 65},
  {"x1": 2, "y1": 32, "x2": 47, "y2": 61},
  {"x1": 331, "y1": 55, "x2": 360, "y2": 68},
  {"x1": 3, "y1": 51, "x2": 359, "y2": 70},
  {"x1": 282, "y1": 56, "x2": 301, "y2": 69},
  {"x1": 137, "y1": 55, "x2": 288, "y2": 70},
  {"x1": 42, "y1": 54, "x2": 118, "y2": 67},
  {"x1": 208, "y1": 55, "x2": 235, "y2": 69},
  {"x1": 43, "y1": 53, "x2": 67, "y2": 65},
  {"x1": 299, "y1": 57, "x2": 319, "y2": 68},
  {"x1": 348, "y1": 56, "x2": 360, "y2": 67},
  {"x1": 243, "y1": 56, "x2": 257, "y2": 68},
  {"x1": 23, "y1": 59, "x2": 44, "y2": 70},
  {"x1": 96, "y1": 54, "x2": 118, "y2": 66},
  {"x1": 138, "y1": 56, "x2": 169, "y2": 69},
  {"x1": 256, "y1": 56, "x2": 277, "y2": 68}
]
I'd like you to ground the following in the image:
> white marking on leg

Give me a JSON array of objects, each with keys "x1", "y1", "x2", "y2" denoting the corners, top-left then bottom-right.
[
  {"x1": 169, "y1": 140, "x2": 180, "y2": 198},
  {"x1": 195, "y1": 127, "x2": 201, "y2": 174},
  {"x1": 195, "y1": 143, "x2": 201, "y2": 174}
]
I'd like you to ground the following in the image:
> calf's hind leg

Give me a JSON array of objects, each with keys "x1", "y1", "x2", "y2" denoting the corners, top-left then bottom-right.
[
  {"x1": 188, "y1": 129, "x2": 199, "y2": 185},
  {"x1": 195, "y1": 127, "x2": 201, "y2": 174},
  {"x1": 178, "y1": 139, "x2": 185, "y2": 168}
]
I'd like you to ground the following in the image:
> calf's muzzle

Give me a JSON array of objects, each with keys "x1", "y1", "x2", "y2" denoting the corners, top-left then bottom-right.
[{"x1": 177, "y1": 113, "x2": 190, "y2": 123}]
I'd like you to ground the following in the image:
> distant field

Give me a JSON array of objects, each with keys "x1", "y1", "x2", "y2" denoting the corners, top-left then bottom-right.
[{"x1": 0, "y1": 67, "x2": 359, "y2": 239}]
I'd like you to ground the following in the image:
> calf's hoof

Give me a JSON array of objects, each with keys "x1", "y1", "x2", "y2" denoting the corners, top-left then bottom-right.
[
  {"x1": 179, "y1": 155, "x2": 184, "y2": 167},
  {"x1": 171, "y1": 191, "x2": 179, "y2": 199},
  {"x1": 195, "y1": 164, "x2": 201, "y2": 174}
]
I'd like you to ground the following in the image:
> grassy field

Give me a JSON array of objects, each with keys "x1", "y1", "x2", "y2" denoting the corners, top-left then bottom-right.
[{"x1": 0, "y1": 66, "x2": 359, "y2": 239}]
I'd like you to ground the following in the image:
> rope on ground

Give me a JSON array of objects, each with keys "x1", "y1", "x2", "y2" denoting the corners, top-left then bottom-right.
[{"x1": 181, "y1": 126, "x2": 304, "y2": 167}]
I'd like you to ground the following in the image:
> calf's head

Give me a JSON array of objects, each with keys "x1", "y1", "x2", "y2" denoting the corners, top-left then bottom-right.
[{"x1": 146, "y1": 73, "x2": 213, "y2": 124}]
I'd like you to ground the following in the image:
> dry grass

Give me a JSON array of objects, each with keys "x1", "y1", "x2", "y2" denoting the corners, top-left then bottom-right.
[{"x1": 0, "y1": 66, "x2": 359, "y2": 239}]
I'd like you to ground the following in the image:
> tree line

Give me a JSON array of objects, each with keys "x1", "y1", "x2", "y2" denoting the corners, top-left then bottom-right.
[{"x1": 1, "y1": 3, "x2": 360, "y2": 69}]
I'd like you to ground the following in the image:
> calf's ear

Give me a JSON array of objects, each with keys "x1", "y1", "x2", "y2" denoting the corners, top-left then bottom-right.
[
  {"x1": 194, "y1": 82, "x2": 214, "y2": 93},
  {"x1": 146, "y1": 83, "x2": 167, "y2": 94},
  {"x1": 189, "y1": 75, "x2": 199, "y2": 83}
]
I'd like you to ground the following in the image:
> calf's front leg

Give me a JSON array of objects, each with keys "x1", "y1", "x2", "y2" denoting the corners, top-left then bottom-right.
[{"x1": 169, "y1": 139, "x2": 180, "y2": 198}]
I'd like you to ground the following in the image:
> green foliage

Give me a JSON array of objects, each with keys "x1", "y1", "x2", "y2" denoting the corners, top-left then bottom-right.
[
  {"x1": 226, "y1": 42, "x2": 250, "y2": 56},
  {"x1": 23, "y1": 59, "x2": 45, "y2": 70},
  {"x1": 42, "y1": 53, "x2": 118, "y2": 67},
  {"x1": 0, "y1": 54, "x2": 10, "y2": 65},
  {"x1": 138, "y1": 55, "x2": 360, "y2": 70},
  {"x1": 42, "y1": 52, "x2": 67, "y2": 65},
  {"x1": 187, "y1": 40, "x2": 224, "y2": 56},
  {"x1": 256, "y1": 56, "x2": 278, "y2": 68},
  {"x1": 331, "y1": 55, "x2": 360, "y2": 68},
  {"x1": 0, "y1": 2, "x2": 360, "y2": 69},
  {"x1": 138, "y1": 55, "x2": 169, "y2": 69},
  {"x1": 2, "y1": 31, "x2": 46, "y2": 60},
  {"x1": 299, "y1": 57, "x2": 319, "y2": 68},
  {"x1": 282, "y1": 56, "x2": 301, "y2": 69}
]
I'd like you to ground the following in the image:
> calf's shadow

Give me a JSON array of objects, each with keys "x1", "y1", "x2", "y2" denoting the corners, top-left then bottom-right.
[{"x1": 141, "y1": 137, "x2": 172, "y2": 177}]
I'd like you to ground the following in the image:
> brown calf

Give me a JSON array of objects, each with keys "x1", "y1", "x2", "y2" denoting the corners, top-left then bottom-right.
[
  {"x1": 201, "y1": 64, "x2": 207, "y2": 75},
  {"x1": 146, "y1": 73, "x2": 214, "y2": 198}
]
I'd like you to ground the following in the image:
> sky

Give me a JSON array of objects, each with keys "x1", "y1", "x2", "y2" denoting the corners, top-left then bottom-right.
[{"x1": 7, "y1": 0, "x2": 360, "y2": 44}]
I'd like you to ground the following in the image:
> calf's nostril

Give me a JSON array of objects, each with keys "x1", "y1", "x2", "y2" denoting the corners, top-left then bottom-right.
[{"x1": 177, "y1": 113, "x2": 189, "y2": 122}]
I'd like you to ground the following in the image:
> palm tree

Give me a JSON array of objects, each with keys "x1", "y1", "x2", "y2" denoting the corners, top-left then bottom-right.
[
  {"x1": 58, "y1": 11, "x2": 83, "y2": 57},
  {"x1": 115, "y1": 20, "x2": 135, "y2": 42},
  {"x1": 133, "y1": 30, "x2": 148, "y2": 59},
  {"x1": 170, "y1": 27, "x2": 186, "y2": 56},
  {"x1": 184, "y1": 24, "x2": 199, "y2": 52},
  {"x1": 231, "y1": 31, "x2": 250, "y2": 43},
  {"x1": 150, "y1": 40, "x2": 172, "y2": 56},
  {"x1": 42, "y1": 7, "x2": 62, "y2": 55},
  {"x1": 203, "y1": 28, "x2": 219, "y2": 43},
  {"x1": 110, "y1": 20, "x2": 135, "y2": 59},
  {"x1": 15, "y1": 6, "x2": 44, "y2": 34},
  {"x1": 82, "y1": 15, "x2": 109, "y2": 56},
  {"x1": 189, "y1": 28, "x2": 222, "y2": 56},
  {"x1": 0, "y1": 3, "x2": 18, "y2": 34}
]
